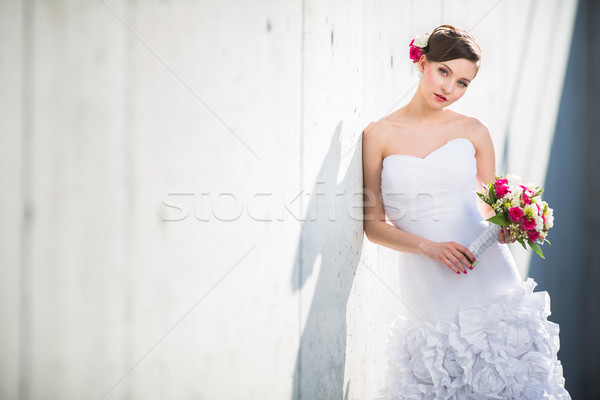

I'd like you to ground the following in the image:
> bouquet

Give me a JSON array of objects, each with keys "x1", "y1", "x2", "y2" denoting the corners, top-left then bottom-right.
[{"x1": 468, "y1": 174, "x2": 554, "y2": 265}]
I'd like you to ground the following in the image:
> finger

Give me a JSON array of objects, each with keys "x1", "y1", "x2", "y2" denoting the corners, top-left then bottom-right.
[
  {"x1": 448, "y1": 254, "x2": 467, "y2": 274},
  {"x1": 457, "y1": 245, "x2": 476, "y2": 265},
  {"x1": 442, "y1": 257, "x2": 461, "y2": 275},
  {"x1": 455, "y1": 249, "x2": 473, "y2": 270},
  {"x1": 499, "y1": 228, "x2": 506, "y2": 244}
]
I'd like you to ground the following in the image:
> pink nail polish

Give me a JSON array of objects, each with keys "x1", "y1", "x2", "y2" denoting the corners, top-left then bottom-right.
[{"x1": 456, "y1": 270, "x2": 460, "y2": 274}]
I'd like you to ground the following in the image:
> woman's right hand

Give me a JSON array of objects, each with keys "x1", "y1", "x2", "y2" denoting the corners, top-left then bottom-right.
[{"x1": 420, "y1": 240, "x2": 476, "y2": 275}]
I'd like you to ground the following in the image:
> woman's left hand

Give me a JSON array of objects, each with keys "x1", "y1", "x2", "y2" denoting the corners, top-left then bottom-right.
[{"x1": 498, "y1": 226, "x2": 517, "y2": 244}]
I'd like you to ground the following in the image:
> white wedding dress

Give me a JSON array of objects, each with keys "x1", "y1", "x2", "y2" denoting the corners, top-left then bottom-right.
[{"x1": 376, "y1": 137, "x2": 571, "y2": 399}]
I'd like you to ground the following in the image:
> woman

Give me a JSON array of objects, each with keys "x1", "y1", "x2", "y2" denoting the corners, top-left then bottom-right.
[{"x1": 362, "y1": 25, "x2": 571, "y2": 399}]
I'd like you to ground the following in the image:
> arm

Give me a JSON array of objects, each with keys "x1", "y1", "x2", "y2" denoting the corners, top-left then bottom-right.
[
  {"x1": 471, "y1": 120, "x2": 515, "y2": 244},
  {"x1": 362, "y1": 122, "x2": 426, "y2": 254},
  {"x1": 471, "y1": 120, "x2": 497, "y2": 220},
  {"x1": 362, "y1": 122, "x2": 474, "y2": 273}
]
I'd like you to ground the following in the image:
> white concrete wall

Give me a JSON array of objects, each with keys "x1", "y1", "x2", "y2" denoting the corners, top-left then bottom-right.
[{"x1": 0, "y1": 1, "x2": 577, "y2": 399}]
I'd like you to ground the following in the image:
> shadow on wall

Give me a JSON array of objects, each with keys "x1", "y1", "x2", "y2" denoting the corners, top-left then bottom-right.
[
  {"x1": 289, "y1": 121, "x2": 363, "y2": 400},
  {"x1": 528, "y1": 0, "x2": 600, "y2": 398}
]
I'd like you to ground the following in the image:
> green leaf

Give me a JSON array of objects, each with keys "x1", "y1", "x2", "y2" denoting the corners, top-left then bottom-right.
[
  {"x1": 488, "y1": 182, "x2": 497, "y2": 203},
  {"x1": 517, "y1": 238, "x2": 527, "y2": 250},
  {"x1": 528, "y1": 240, "x2": 545, "y2": 259},
  {"x1": 487, "y1": 212, "x2": 510, "y2": 226},
  {"x1": 544, "y1": 239, "x2": 551, "y2": 246}
]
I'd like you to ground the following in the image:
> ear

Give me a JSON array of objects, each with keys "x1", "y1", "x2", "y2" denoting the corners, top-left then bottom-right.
[{"x1": 418, "y1": 54, "x2": 427, "y2": 72}]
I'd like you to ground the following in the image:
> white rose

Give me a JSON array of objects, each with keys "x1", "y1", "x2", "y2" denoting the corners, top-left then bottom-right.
[
  {"x1": 507, "y1": 174, "x2": 522, "y2": 187},
  {"x1": 413, "y1": 34, "x2": 430, "y2": 48},
  {"x1": 523, "y1": 204, "x2": 536, "y2": 218},
  {"x1": 511, "y1": 197, "x2": 521, "y2": 207},
  {"x1": 470, "y1": 355, "x2": 508, "y2": 397},
  {"x1": 503, "y1": 322, "x2": 534, "y2": 357},
  {"x1": 519, "y1": 352, "x2": 551, "y2": 399},
  {"x1": 510, "y1": 184, "x2": 523, "y2": 196},
  {"x1": 534, "y1": 216, "x2": 543, "y2": 231},
  {"x1": 442, "y1": 347, "x2": 464, "y2": 378},
  {"x1": 404, "y1": 327, "x2": 428, "y2": 357}
]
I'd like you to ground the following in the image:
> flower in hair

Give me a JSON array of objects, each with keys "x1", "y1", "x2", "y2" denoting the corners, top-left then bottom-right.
[{"x1": 409, "y1": 34, "x2": 430, "y2": 63}]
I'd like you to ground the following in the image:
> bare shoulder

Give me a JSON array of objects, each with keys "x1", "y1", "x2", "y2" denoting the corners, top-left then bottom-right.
[
  {"x1": 460, "y1": 117, "x2": 496, "y2": 163},
  {"x1": 362, "y1": 119, "x2": 393, "y2": 159},
  {"x1": 451, "y1": 113, "x2": 493, "y2": 148},
  {"x1": 362, "y1": 119, "x2": 394, "y2": 138}
]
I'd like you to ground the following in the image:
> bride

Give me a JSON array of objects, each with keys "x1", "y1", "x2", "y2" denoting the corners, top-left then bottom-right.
[{"x1": 362, "y1": 25, "x2": 571, "y2": 399}]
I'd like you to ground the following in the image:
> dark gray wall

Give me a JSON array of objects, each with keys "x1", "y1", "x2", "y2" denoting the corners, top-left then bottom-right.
[{"x1": 528, "y1": 0, "x2": 600, "y2": 397}]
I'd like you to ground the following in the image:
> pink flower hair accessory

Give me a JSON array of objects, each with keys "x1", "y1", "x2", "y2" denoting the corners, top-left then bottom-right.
[{"x1": 408, "y1": 33, "x2": 430, "y2": 63}]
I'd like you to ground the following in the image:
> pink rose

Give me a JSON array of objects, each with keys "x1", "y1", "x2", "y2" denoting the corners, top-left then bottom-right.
[
  {"x1": 409, "y1": 45, "x2": 422, "y2": 62},
  {"x1": 528, "y1": 230, "x2": 540, "y2": 242},
  {"x1": 495, "y1": 178, "x2": 508, "y2": 186},
  {"x1": 495, "y1": 184, "x2": 509, "y2": 199},
  {"x1": 522, "y1": 192, "x2": 531, "y2": 205},
  {"x1": 519, "y1": 217, "x2": 535, "y2": 231},
  {"x1": 508, "y1": 207, "x2": 524, "y2": 223}
]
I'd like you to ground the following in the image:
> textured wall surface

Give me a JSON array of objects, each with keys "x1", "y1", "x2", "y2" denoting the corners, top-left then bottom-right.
[
  {"x1": 0, "y1": 0, "x2": 584, "y2": 399},
  {"x1": 528, "y1": 0, "x2": 600, "y2": 398}
]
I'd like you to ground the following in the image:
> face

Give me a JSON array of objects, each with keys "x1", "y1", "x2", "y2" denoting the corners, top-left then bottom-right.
[{"x1": 418, "y1": 56, "x2": 478, "y2": 107}]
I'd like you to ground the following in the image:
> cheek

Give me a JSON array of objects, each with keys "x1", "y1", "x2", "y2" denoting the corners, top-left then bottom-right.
[
  {"x1": 453, "y1": 89, "x2": 467, "y2": 100},
  {"x1": 424, "y1": 70, "x2": 440, "y2": 86}
]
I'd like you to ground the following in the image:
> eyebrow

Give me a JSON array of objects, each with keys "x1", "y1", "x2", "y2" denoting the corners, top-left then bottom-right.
[{"x1": 441, "y1": 63, "x2": 471, "y2": 83}]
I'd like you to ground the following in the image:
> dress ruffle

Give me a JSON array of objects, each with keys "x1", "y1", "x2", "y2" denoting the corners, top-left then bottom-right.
[{"x1": 376, "y1": 278, "x2": 571, "y2": 400}]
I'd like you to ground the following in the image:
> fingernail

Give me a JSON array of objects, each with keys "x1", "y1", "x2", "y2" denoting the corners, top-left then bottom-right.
[
  {"x1": 456, "y1": 270, "x2": 461, "y2": 275},
  {"x1": 463, "y1": 269, "x2": 467, "y2": 274},
  {"x1": 468, "y1": 265, "x2": 473, "y2": 270}
]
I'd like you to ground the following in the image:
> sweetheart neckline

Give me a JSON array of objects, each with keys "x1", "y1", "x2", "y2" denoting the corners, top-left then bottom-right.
[{"x1": 382, "y1": 137, "x2": 474, "y2": 162}]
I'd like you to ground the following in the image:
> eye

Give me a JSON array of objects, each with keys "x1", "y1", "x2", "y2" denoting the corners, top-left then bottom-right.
[{"x1": 440, "y1": 67, "x2": 468, "y2": 87}]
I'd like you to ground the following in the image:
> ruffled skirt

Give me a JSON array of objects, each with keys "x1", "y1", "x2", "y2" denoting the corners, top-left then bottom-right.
[{"x1": 376, "y1": 278, "x2": 571, "y2": 400}]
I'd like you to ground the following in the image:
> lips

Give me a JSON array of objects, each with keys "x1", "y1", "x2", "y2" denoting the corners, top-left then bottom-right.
[{"x1": 435, "y1": 93, "x2": 447, "y2": 101}]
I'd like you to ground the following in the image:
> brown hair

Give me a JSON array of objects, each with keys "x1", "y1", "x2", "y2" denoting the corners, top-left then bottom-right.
[{"x1": 422, "y1": 25, "x2": 482, "y2": 69}]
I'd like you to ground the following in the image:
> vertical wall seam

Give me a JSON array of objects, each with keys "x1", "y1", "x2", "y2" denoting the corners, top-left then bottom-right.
[
  {"x1": 18, "y1": 0, "x2": 32, "y2": 399},
  {"x1": 124, "y1": 1, "x2": 134, "y2": 399},
  {"x1": 298, "y1": 0, "x2": 305, "y2": 399}
]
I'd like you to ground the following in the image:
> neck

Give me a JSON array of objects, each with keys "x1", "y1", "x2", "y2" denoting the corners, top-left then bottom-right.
[{"x1": 404, "y1": 84, "x2": 447, "y2": 125}]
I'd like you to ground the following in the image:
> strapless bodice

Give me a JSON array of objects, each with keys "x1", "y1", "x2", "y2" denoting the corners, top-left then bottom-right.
[
  {"x1": 381, "y1": 137, "x2": 483, "y2": 244},
  {"x1": 380, "y1": 137, "x2": 521, "y2": 321}
]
